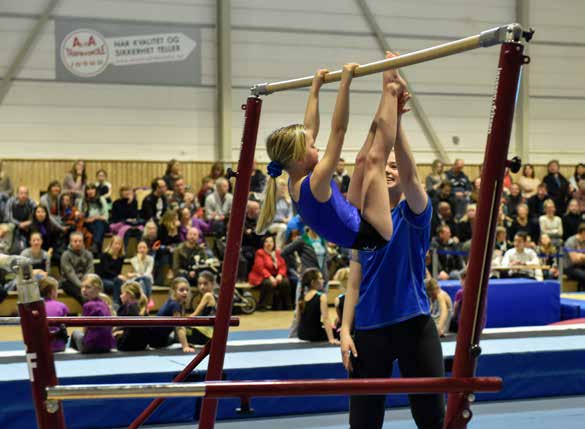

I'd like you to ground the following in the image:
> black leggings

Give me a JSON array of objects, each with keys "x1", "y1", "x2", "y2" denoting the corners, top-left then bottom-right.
[{"x1": 349, "y1": 315, "x2": 445, "y2": 429}]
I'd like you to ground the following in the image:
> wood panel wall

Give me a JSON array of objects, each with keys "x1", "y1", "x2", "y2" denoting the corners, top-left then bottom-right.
[{"x1": 1, "y1": 159, "x2": 576, "y2": 202}]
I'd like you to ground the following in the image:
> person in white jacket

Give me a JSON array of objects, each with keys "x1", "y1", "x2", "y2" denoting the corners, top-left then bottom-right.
[{"x1": 501, "y1": 231, "x2": 543, "y2": 281}]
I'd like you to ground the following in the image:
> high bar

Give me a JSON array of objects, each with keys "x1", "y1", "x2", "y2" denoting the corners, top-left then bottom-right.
[
  {"x1": 46, "y1": 377, "x2": 502, "y2": 401},
  {"x1": 251, "y1": 23, "x2": 529, "y2": 96}
]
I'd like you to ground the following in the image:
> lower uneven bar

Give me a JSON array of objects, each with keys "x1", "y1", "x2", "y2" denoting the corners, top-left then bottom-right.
[
  {"x1": 47, "y1": 377, "x2": 502, "y2": 401},
  {"x1": 0, "y1": 317, "x2": 240, "y2": 327}
]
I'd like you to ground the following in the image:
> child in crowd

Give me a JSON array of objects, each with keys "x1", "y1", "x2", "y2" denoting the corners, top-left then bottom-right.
[
  {"x1": 99, "y1": 235, "x2": 126, "y2": 305},
  {"x1": 128, "y1": 240, "x2": 154, "y2": 298},
  {"x1": 425, "y1": 278, "x2": 453, "y2": 337},
  {"x1": 149, "y1": 277, "x2": 194, "y2": 353},
  {"x1": 187, "y1": 271, "x2": 217, "y2": 345},
  {"x1": 39, "y1": 277, "x2": 69, "y2": 352},
  {"x1": 297, "y1": 268, "x2": 338, "y2": 344},
  {"x1": 113, "y1": 281, "x2": 149, "y2": 351},
  {"x1": 71, "y1": 274, "x2": 115, "y2": 354},
  {"x1": 95, "y1": 169, "x2": 112, "y2": 206},
  {"x1": 257, "y1": 56, "x2": 405, "y2": 251}
]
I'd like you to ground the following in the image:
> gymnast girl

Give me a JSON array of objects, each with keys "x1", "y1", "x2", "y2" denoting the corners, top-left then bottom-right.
[{"x1": 256, "y1": 54, "x2": 405, "y2": 251}]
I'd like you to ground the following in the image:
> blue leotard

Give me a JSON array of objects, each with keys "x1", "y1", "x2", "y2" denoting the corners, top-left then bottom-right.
[{"x1": 292, "y1": 174, "x2": 361, "y2": 248}]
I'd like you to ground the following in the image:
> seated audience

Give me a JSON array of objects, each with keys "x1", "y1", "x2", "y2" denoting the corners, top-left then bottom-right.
[
  {"x1": 113, "y1": 281, "x2": 149, "y2": 352},
  {"x1": 539, "y1": 199, "x2": 563, "y2": 245},
  {"x1": 109, "y1": 185, "x2": 143, "y2": 245},
  {"x1": 536, "y1": 233, "x2": 559, "y2": 279},
  {"x1": 504, "y1": 183, "x2": 524, "y2": 218},
  {"x1": 70, "y1": 274, "x2": 115, "y2": 354},
  {"x1": 564, "y1": 223, "x2": 585, "y2": 292},
  {"x1": 204, "y1": 177, "x2": 232, "y2": 236},
  {"x1": 0, "y1": 160, "x2": 13, "y2": 195},
  {"x1": 99, "y1": 236, "x2": 126, "y2": 306},
  {"x1": 163, "y1": 159, "x2": 182, "y2": 191},
  {"x1": 140, "y1": 178, "x2": 168, "y2": 223},
  {"x1": 62, "y1": 160, "x2": 86, "y2": 202},
  {"x1": 508, "y1": 203, "x2": 539, "y2": 245},
  {"x1": 518, "y1": 164, "x2": 540, "y2": 198},
  {"x1": 268, "y1": 179, "x2": 293, "y2": 249},
  {"x1": 456, "y1": 204, "x2": 476, "y2": 245},
  {"x1": 149, "y1": 277, "x2": 194, "y2": 352},
  {"x1": 543, "y1": 159, "x2": 570, "y2": 214},
  {"x1": 250, "y1": 159, "x2": 267, "y2": 195},
  {"x1": 173, "y1": 227, "x2": 208, "y2": 285},
  {"x1": 445, "y1": 159, "x2": 472, "y2": 219},
  {"x1": 187, "y1": 271, "x2": 217, "y2": 345},
  {"x1": 239, "y1": 199, "x2": 265, "y2": 280},
  {"x1": 128, "y1": 240, "x2": 154, "y2": 298},
  {"x1": 197, "y1": 176, "x2": 215, "y2": 208},
  {"x1": 248, "y1": 235, "x2": 291, "y2": 311},
  {"x1": 500, "y1": 232, "x2": 543, "y2": 281},
  {"x1": 431, "y1": 201, "x2": 458, "y2": 241},
  {"x1": 431, "y1": 225, "x2": 464, "y2": 280},
  {"x1": 60, "y1": 193, "x2": 92, "y2": 248},
  {"x1": 569, "y1": 164, "x2": 585, "y2": 195},
  {"x1": 425, "y1": 159, "x2": 446, "y2": 198},
  {"x1": 563, "y1": 199, "x2": 583, "y2": 240},
  {"x1": 39, "y1": 180, "x2": 63, "y2": 226},
  {"x1": 39, "y1": 277, "x2": 69, "y2": 352},
  {"x1": 21, "y1": 232, "x2": 51, "y2": 275},
  {"x1": 60, "y1": 232, "x2": 94, "y2": 304},
  {"x1": 31, "y1": 205, "x2": 63, "y2": 255},
  {"x1": 425, "y1": 278, "x2": 453, "y2": 337},
  {"x1": 78, "y1": 184, "x2": 109, "y2": 254},
  {"x1": 332, "y1": 158, "x2": 351, "y2": 197},
  {"x1": 95, "y1": 169, "x2": 112, "y2": 205},
  {"x1": 169, "y1": 176, "x2": 188, "y2": 210},
  {"x1": 527, "y1": 182, "x2": 548, "y2": 221},
  {"x1": 6, "y1": 185, "x2": 36, "y2": 253},
  {"x1": 297, "y1": 268, "x2": 338, "y2": 344}
]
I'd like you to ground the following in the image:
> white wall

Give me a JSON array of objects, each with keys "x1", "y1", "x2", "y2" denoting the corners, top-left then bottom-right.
[{"x1": 0, "y1": 0, "x2": 583, "y2": 164}]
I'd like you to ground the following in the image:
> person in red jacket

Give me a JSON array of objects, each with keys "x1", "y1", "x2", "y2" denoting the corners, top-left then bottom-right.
[{"x1": 248, "y1": 235, "x2": 292, "y2": 310}]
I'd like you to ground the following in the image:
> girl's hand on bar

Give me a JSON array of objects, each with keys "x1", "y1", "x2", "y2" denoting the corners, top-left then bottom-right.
[
  {"x1": 341, "y1": 63, "x2": 359, "y2": 84},
  {"x1": 398, "y1": 91, "x2": 412, "y2": 115},
  {"x1": 311, "y1": 68, "x2": 329, "y2": 92}
]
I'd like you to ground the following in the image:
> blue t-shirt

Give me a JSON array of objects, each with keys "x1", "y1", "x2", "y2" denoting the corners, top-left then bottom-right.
[
  {"x1": 292, "y1": 174, "x2": 361, "y2": 248},
  {"x1": 355, "y1": 199, "x2": 432, "y2": 329}
]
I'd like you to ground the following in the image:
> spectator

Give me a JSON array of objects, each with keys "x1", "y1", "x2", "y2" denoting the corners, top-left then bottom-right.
[
  {"x1": 109, "y1": 185, "x2": 143, "y2": 248},
  {"x1": 425, "y1": 278, "x2": 453, "y2": 337},
  {"x1": 469, "y1": 177, "x2": 481, "y2": 205},
  {"x1": 564, "y1": 223, "x2": 585, "y2": 292},
  {"x1": 431, "y1": 180, "x2": 456, "y2": 215},
  {"x1": 62, "y1": 160, "x2": 87, "y2": 202},
  {"x1": 78, "y1": 184, "x2": 109, "y2": 255},
  {"x1": 492, "y1": 226, "x2": 511, "y2": 267},
  {"x1": 248, "y1": 235, "x2": 291, "y2": 311},
  {"x1": 0, "y1": 224, "x2": 12, "y2": 255},
  {"x1": 504, "y1": 183, "x2": 524, "y2": 218},
  {"x1": 209, "y1": 161, "x2": 225, "y2": 181},
  {"x1": 30, "y1": 205, "x2": 62, "y2": 254},
  {"x1": 98, "y1": 235, "x2": 126, "y2": 306},
  {"x1": 204, "y1": 177, "x2": 232, "y2": 236},
  {"x1": 456, "y1": 204, "x2": 476, "y2": 245},
  {"x1": 187, "y1": 271, "x2": 217, "y2": 345},
  {"x1": 70, "y1": 274, "x2": 115, "y2": 353},
  {"x1": 169, "y1": 176, "x2": 188, "y2": 210},
  {"x1": 502, "y1": 167, "x2": 513, "y2": 195},
  {"x1": 508, "y1": 203, "x2": 539, "y2": 245},
  {"x1": 425, "y1": 159, "x2": 446, "y2": 197},
  {"x1": 113, "y1": 281, "x2": 149, "y2": 352},
  {"x1": 518, "y1": 164, "x2": 540, "y2": 198},
  {"x1": 140, "y1": 177, "x2": 168, "y2": 223},
  {"x1": 149, "y1": 277, "x2": 194, "y2": 352},
  {"x1": 431, "y1": 201, "x2": 457, "y2": 241},
  {"x1": 173, "y1": 227, "x2": 208, "y2": 285},
  {"x1": 95, "y1": 169, "x2": 112, "y2": 205},
  {"x1": 0, "y1": 193, "x2": 14, "y2": 251},
  {"x1": 445, "y1": 159, "x2": 471, "y2": 219},
  {"x1": 60, "y1": 231, "x2": 94, "y2": 304},
  {"x1": 128, "y1": 240, "x2": 154, "y2": 298},
  {"x1": 575, "y1": 179, "x2": 585, "y2": 213},
  {"x1": 250, "y1": 159, "x2": 267, "y2": 195},
  {"x1": 451, "y1": 269, "x2": 467, "y2": 333},
  {"x1": 39, "y1": 277, "x2": 69, "y2": 352},
  {"x1": 542, "y1": 160, "x2": 570, "y2": 214},
  {"x1": 238, "y1": 199, "x2": 265, "y2": 280},
  {"x1": 21, "y1": 232, "x2": 50, "y2": 276},
  {"x1": 0, "y1": 160, "x2": 13, "y2": 195},
  {"x1": 159, "y1": 209, "x2": 182, "y2": 248},
  {"x1": 297, "y1": 268, "x2": 338, "y2": 344},
  {"x1": 5, "y1": 185, "x2": 36, "y2": 253},
  {"x1": 539, "y1": 199, "x2": 563, "y2": 245},
  {"x1": 197, "y1": 176, "x2": 215, "y2": 208},
  {"x1": 431, "y1": 225, "x2": 464, "y2": 280},
  {"x1": 178, "y1": 207, "x2": 210, "y2": 245},
  {"x1": 163, "y1": 159, "x2": 182, "y2": 191},
  {"x1": 569, "y1": 163, "x2": 585, "y2": 195},
  {"x1": 268, "y1": 179, "x2": 293, "y2": 249},
  {"x1": 501, "y1": 232, "x2": 543, "y2": 281},
  {"x1": 285, "y1": 214, "x2": 305, "y2": 243},
  {"x1": 39, "y1": 180, "x2": 63, "y2": 226},
  {"x1": 60, "y1": 192, "x2": 92, "y2": 249},
  {"x1": 563, "y1": 199, "x2": 583, "y2": 241},
  {"x1": 527, "y1": 182, "x2": 548, "y2": 221},
  {"x1": 332, "y1": 158, "x2": 351, "y2": 196},
  {"x1": 536, "y1": 234, "x2": 559, "y2": 280}
]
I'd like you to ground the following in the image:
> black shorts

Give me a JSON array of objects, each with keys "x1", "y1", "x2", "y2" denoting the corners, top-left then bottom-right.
[{"x1": 351, "y1": 213, "x2": 389, "y2": 251}]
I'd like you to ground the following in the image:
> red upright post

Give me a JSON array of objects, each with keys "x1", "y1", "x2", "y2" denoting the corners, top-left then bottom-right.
[
  {"x1": 17, "y1": 269, "x2": 67, "y2": 429},
  {"x1": 198, "y1": 96, "x2": 263, "y2": 429},
  {"x1": 445, "y1": 42, "x2": 527, "y2": 428}
]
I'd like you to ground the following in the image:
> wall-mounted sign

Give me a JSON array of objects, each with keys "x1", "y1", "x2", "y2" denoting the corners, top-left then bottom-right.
[{"x1": 55, "y1": 18, "x2": 201, "y2": 86}]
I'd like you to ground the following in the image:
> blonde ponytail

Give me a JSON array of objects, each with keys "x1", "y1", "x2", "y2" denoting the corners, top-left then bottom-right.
[{"x1": 256, "y1": 176, "x2": 278, "y2": 234}]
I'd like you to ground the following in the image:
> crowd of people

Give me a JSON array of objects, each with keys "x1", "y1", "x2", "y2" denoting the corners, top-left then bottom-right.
[{"x1": 1, "y1": 155, "x2": 584, "y2": 355}]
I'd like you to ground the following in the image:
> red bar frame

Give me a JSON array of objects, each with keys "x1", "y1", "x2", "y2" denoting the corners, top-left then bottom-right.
[
  {"x1": 198, "y1": 96, "x2": 263, "y2": 429},
  {"x1": 445, "y1": 42, "x2": 526, "y2": 428}
]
